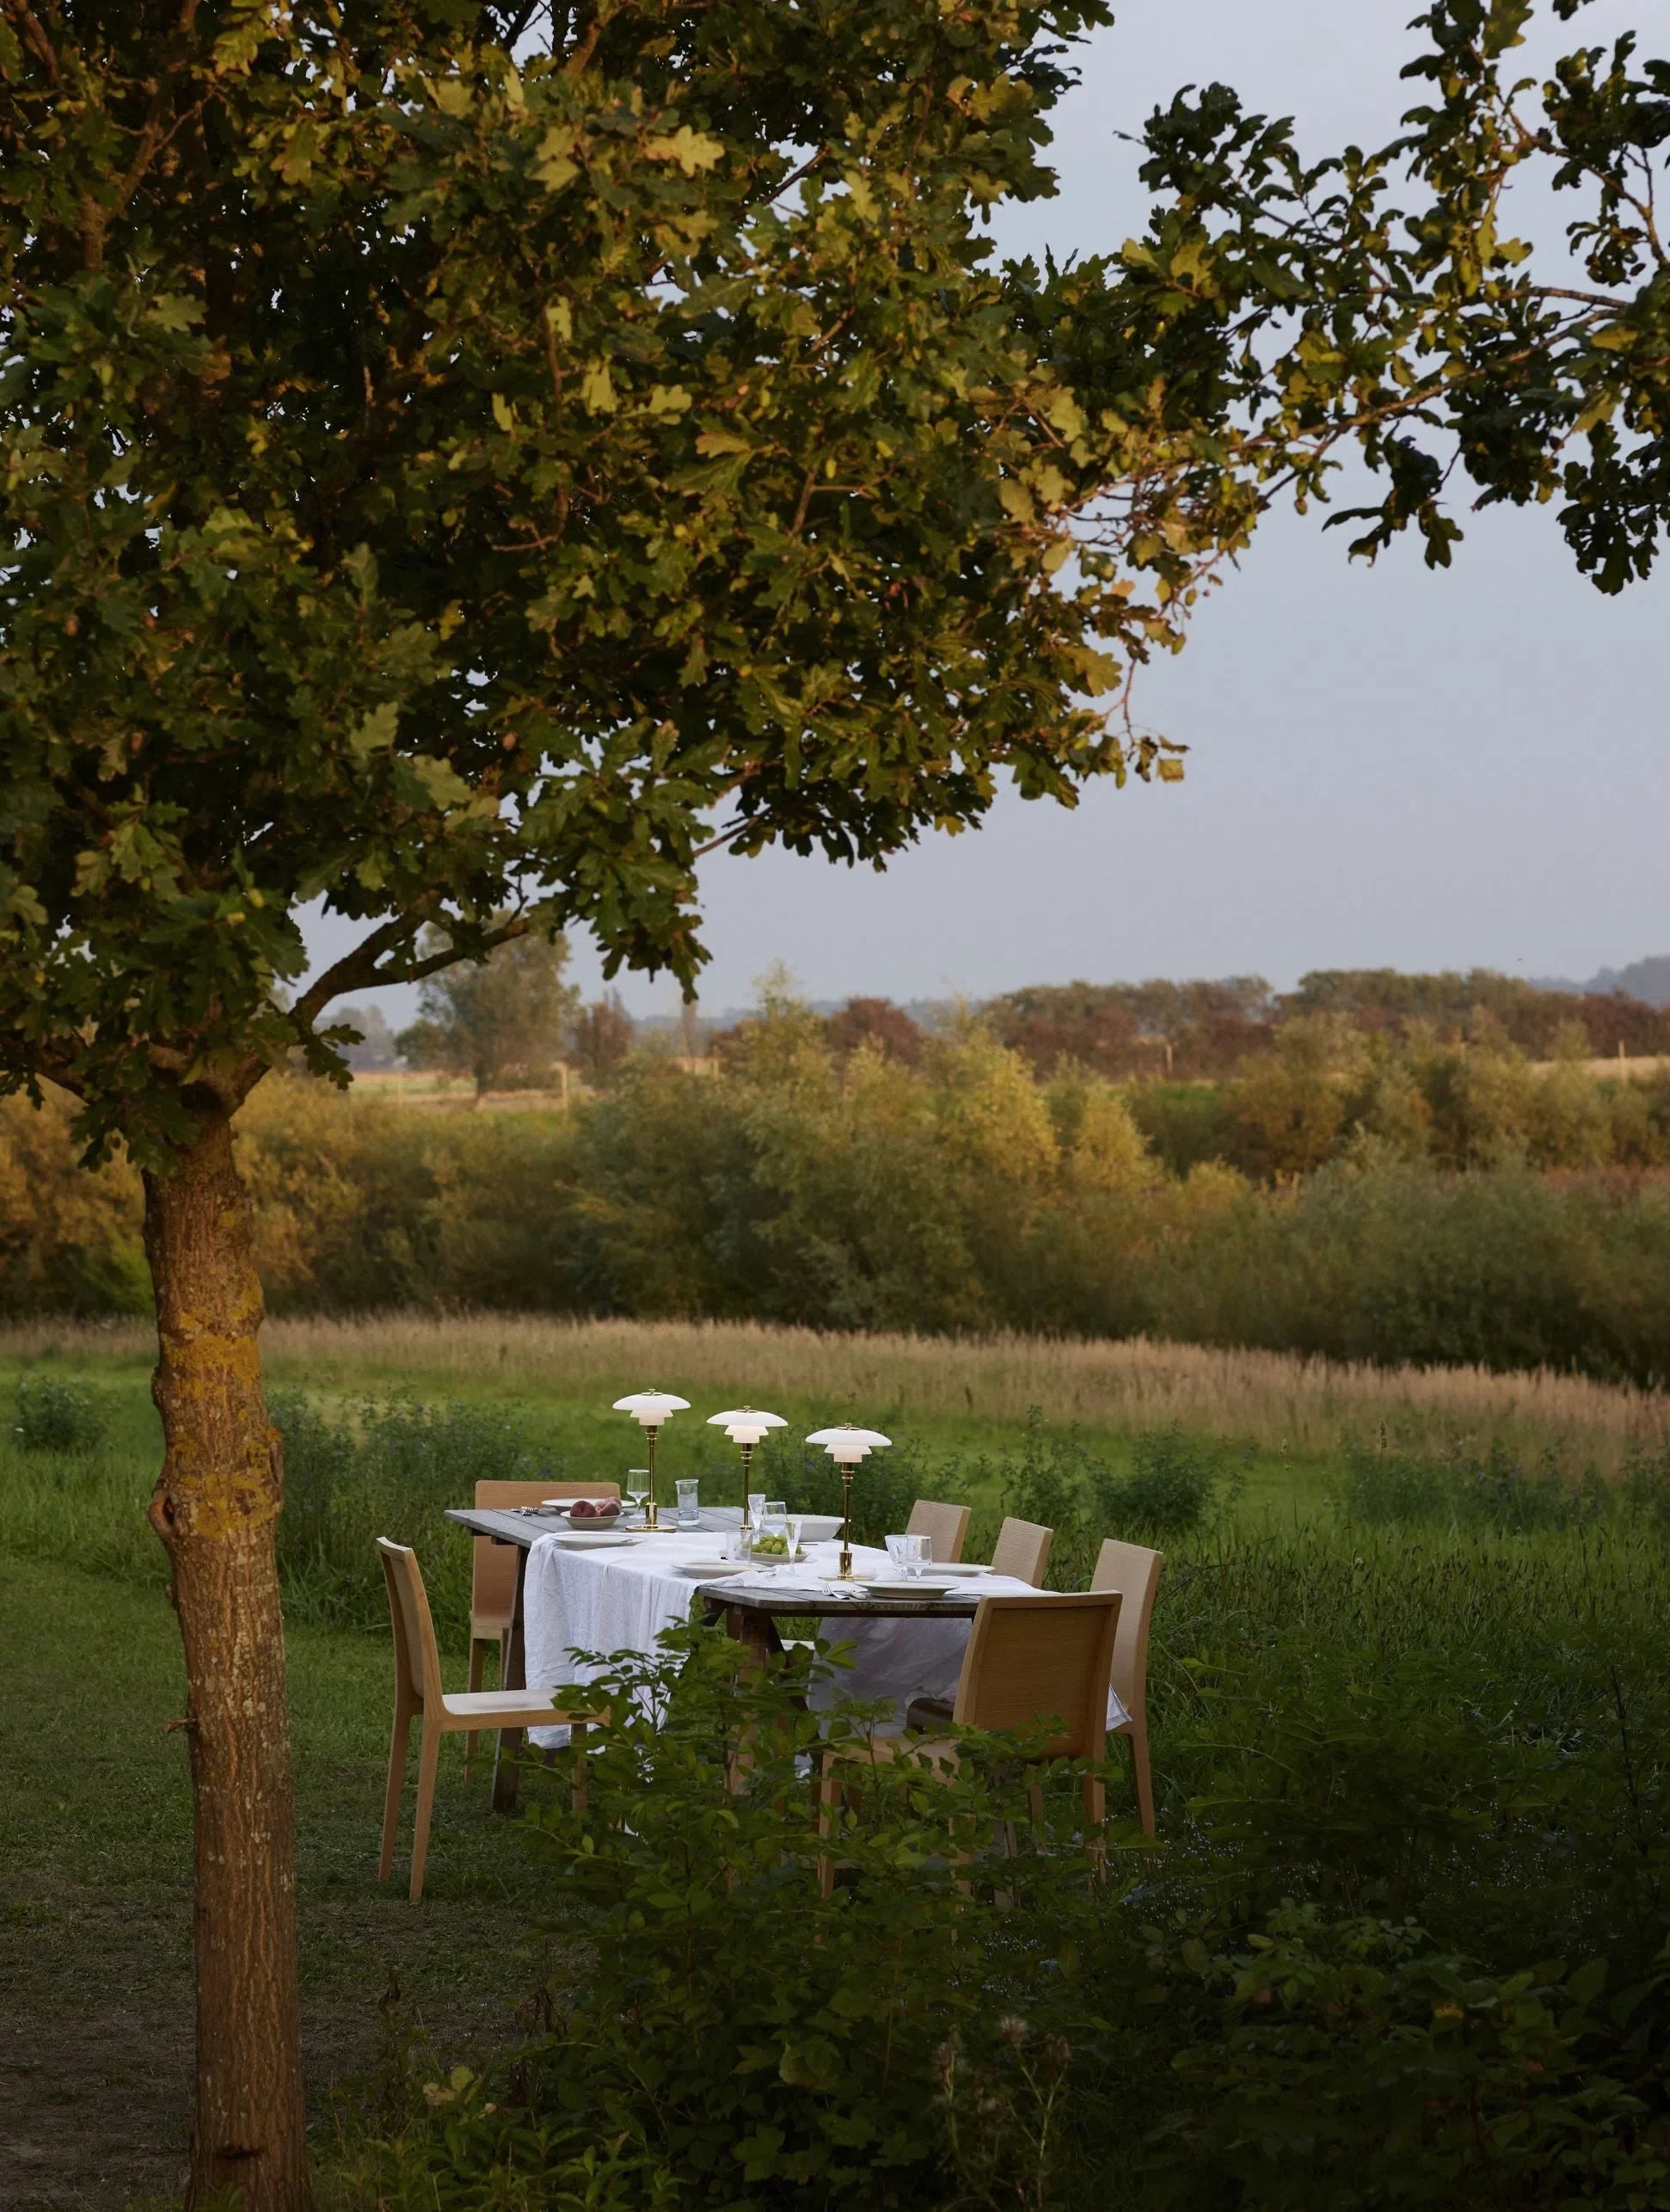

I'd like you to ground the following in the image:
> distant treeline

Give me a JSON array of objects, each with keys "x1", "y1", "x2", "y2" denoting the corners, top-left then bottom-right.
[
  {"x1": 12, "y1": 998, "x2": 1670, "y2": 1385},
  {"x1": 789, "y1": 968, "x2": 1670, "y2": 1083}
]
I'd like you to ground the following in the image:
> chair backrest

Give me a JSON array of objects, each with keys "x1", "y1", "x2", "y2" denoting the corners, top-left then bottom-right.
[
  {"x1": 990, "y1": 1515, "x2": 1053, "y2": 1588},
  {"x1": 1090, "y1": 1538, "x2": 1164, "y2": 1725},
  {"x1": 952, "y1": 1593, "x2": 1122, "y2": 1760},
  {"x1": 471, "y1": 1478, "x2": 622, "y2": 1624},
  {"x1": 378, "y1": 1539, "x2": 445, "y2": 1711},
  {"x1": 906, "y1": 1497, "x2": 972, "y2": 1564}
]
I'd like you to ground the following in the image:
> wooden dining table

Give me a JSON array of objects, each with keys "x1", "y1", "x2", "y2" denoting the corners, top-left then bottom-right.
[{"x1": 443, "y1": 1503, "x2": 1002, "y2": 1811}]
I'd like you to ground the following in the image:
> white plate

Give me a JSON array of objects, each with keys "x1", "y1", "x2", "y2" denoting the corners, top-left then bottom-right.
[
  {"x1": 552, "y1": 1531, "x2": 640, "y2": 1549},
  {"x1": 673, "y1": 1561, "x2": 749, "y2": 1580},
  {"x1": 934, "y1": 1562, "x2": 991, "y2": 1578},
  {"x1": 856, "y1": 1580, "x2": 954, "y2": 1600}
]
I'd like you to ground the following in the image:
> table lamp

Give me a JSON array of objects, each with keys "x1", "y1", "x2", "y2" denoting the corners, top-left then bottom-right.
[
  {"x1": 706, "y1": 1408, "x2": 788, "y2": 1526},
  {"x1": 806, "y1": 1423, "x2": 891, "y2": 1581},
  {"x1": 611, "y1": 1391, "x2": 691, "y2": 1529}
]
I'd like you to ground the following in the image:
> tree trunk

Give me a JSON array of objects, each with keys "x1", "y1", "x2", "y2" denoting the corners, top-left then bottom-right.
[{"x1": 144, "y1": 1111, "x2": 310, "y2": 2212}]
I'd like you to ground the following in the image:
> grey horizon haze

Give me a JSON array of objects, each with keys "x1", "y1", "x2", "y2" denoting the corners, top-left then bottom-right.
[{"x1": 304, "y1": 1, "x2": 1669, "y2": 1029}]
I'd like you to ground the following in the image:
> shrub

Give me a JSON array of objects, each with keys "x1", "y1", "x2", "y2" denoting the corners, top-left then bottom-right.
[
  {"x1": 14, "y1": 1373, "x2": 107, "y2": 1451},
  {"x1": 1095, "y1": 1426, "x2": 1228, "y2": 1535}
]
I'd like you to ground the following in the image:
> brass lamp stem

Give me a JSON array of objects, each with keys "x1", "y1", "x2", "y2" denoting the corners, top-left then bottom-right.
[
  {"x1": 645, "y1": 1424, "x2": 660, "y2": 1530},
  {"x1": 838, "y1": 1464, "x2": 855, "y2": 1581},
  {"x1": 739, "y1": 1440, "x2": 755, "y2": 1527}
]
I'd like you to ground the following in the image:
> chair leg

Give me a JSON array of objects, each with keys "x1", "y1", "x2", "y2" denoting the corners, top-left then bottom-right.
[
  {"x1": 409, "y1": 1721, "x2": 441, "y2": 1902},
  {"x1": 379, "y1": 1704, "x2": 412, "y2": 1883},
  {"x1": 1083, "y1": 1773, "x2": 1108, "y2": 1880},
  {"x1": 816, "y1": 1757, "x2": 842, "y2": 1900},
  {"x1": 465, "y1": 1638, "x2": 488, "y2": 1768},
  {"x1": 1128, "y1": 1722, "x2": 1155, "y2": 1837},
  {"x1": 569, "y1": 1723, "x2": 588, "y2": 1812}
]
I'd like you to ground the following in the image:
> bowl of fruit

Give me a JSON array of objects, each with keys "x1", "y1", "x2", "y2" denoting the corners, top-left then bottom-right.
[
  {"x1": 557, "y1": 1496, "x2": 623, "y2": 1527},
  {"x1": 748, "y1": 1528, "x2": 795, "y2": 1570}
]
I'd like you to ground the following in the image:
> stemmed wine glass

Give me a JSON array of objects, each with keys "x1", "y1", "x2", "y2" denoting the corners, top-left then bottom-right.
[{"x1": 625, "y1": 1469, "x2": 651, "y2": 1527}]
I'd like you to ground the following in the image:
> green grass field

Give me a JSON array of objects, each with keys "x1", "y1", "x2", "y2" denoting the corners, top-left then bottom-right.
[{"x1": 7, "y1": 1320, "x2": 1670, "y2": 2208}]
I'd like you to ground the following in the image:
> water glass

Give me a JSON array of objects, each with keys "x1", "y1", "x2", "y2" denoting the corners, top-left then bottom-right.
[
  {"x1": 675, "y1": 1478, "x2": 700, "y2": 1529},
  {"x1": 884, "y1": 1533, "x2": 911, "y2": 1576},
  {"x1": 721, "y1": 1527, "x2": 752, "y2": 1564},
  {"x1": 626, "y1": 1471, "x2": 651, "y2": 1527},
  {"x1": 747, "y1": 1490, "x2": 767, "y2": 1528},
  {"x1": 901, "y1": 1533, "x2": 932, "y2": 1580}
]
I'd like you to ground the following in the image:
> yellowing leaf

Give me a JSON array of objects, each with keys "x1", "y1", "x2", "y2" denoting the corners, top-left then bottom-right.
[
  {"x1": 1044, "y1": 390, "x2": 1086, "y2": 440},
  {"x1": 351, "y1": 702, "x2": 400, "y2": 758},
  {"x1": 535, "y1": 126, "x2": 580, "y2": 192},
  {"x1": 491, "y1": 392, "x2": 515, "y2": 433},
  {"x1": 545, "y1": 298, "x2": 574, "y2": 342},
  {"x1": 648, "y1": 384, "x2": 692, "y2": 415},
  {"x1": 998, "y1": 477, "x2": 1035, "y2": 523},
  {"x1": 643, "y1": 126, "x2": 724, "y2": 176},
  {"x1": 695, "y1": 430, "x2": 752, "y2": 457},
  {"x1": 580, "y1": 364, "x2": 618, "y2": 415}
]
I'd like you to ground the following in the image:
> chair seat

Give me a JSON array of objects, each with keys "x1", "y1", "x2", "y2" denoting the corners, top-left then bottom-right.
[
  {"x1": 439, "y1": 1687, "x2": 563, "y2": 1724},
  {"x1": 903, "y1": 1694, "x2": 955, "y2": 1730},
  {"x1": 470, "y1": 1608, "x2": 512, "y2": 1642},
  {"x1": 825, "y1": 1732, "x2": 961, "y2": 1773}
]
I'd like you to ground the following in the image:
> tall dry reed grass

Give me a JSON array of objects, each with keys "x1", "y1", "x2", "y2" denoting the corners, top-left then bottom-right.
[{"x1": 6, "y1": 1313, "x2": 1667, "y2": 1471}]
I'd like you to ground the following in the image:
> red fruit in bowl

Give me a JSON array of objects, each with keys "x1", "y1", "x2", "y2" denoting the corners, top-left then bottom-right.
[{"x1": 570, "y1": 1497, "x2": 619, "y2": 1521}]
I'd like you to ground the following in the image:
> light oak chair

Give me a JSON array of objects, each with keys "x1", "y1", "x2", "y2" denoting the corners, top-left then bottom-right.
[
  {"x1": 990, "y1": 1515, "x2": 1053, "y2": 1587},
  {"x1": 906, "y1": 1497, "x2": 972, "y2": 1564},
  {"x1": 817, "y1": 1590, "x2": 1121, "y2": 1896},
  {"x1": 1091, "y1": 1536, "x2": 1164, "y2": 1836},
  {"x1": 378, "y1": 1539, "x2": 605, "y2": 1902},
  {"x1": 466, "y1": 1478, "x2": 620, "y2": 1762}
]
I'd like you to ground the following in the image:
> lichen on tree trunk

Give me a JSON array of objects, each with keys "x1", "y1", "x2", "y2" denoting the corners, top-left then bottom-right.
[{"x1": 144, "y1": 1110, "x2": 310, "y2": 2212}]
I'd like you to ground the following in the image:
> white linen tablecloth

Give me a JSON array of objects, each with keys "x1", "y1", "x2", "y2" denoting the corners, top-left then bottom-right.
[{"x1": 521, "y1": 1533, "x2": 1127, "y2": 1746}]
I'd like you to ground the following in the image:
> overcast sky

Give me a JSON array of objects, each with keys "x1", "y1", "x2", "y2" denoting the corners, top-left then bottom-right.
[{"x1": 307, "y1": 1, "x2": 1667, "y2": 1027}]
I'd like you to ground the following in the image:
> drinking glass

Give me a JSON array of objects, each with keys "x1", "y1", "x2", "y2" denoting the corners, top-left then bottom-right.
[
  {"x1": 747, "y1": 1491, "x2": 767, "y2": 1528},
  {"x1": 675, "y1": 1478, "x2": 700, "y2": 1529},
  {"x1": 884, "y1": 1533, "x2": 910, "y2": 1576},
  {"x1": 626, "y1": 1470, "x2": 650, "y2": 1527},
  {"x1": 765, "y1": 1500, "x2": 787, "y2": 1520},
  {"x1": 902, "y1": 1533, "x2": 932, "y2": 1580},
  {"x1": 721, "y1": 1527, "x2": 751, "y2": 1564}
]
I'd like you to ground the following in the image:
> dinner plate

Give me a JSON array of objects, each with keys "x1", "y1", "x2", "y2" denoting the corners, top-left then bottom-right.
[
  {"x1": 552, "y1": 1531, "x2": 640, "y2": 1549},
  {"x1": 672, "y1": 1561, "x2": 748, "y2": 1580},
  {"x1": 855, "y1": 1580, "x2": 953, "y2": 1600},
  {"x1": 933, "y1": 1563, "x2": 991, "y2": 1578}
]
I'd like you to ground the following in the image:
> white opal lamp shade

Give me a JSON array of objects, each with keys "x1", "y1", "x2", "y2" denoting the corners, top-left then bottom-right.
[
  {"x1": 708, "y1": 1407, "x2": 788, "y2": 1447},
  {"x1": 807, "y1": 1424, "x2": 891, "y2": 1463},
  {"x1": 613, "y1": 1391, "x2": 691, "y2": 1428}
]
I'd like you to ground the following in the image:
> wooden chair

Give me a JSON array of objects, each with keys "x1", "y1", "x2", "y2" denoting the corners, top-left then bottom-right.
[
  {"x1": 378, "y1": 1539, "x2": 605, "y2": 1902},
  {"x1": 906, "y1": 1497, "x2": 972, "y2": 1564},
  {"x1": 990, "y1": 1515, "x2": 1053, "y2": 1587},
  {"x1": 817, "y1": 1591, "x2": 1121, "y2": 1896},
  {"x1": 1091, "y1": 1537, "x2": 1164, "y2": 1836},
  {"x1": 467, "y1": 1478, "x2": 620, "y2": 1762}
]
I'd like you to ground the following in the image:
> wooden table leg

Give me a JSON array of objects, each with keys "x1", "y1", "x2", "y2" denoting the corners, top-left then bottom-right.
[
  {"x1": 491, "y1": 1545, "x2": 530, "y2": 1815},
  {"x1": 725, "y1": 1603, "x2": 777, "y2": 1672}
]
